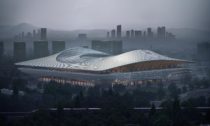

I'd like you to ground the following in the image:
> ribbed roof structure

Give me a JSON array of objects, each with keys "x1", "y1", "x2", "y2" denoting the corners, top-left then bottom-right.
[{"x1": 16, "y1": 47, "x2": 188, "y2": 71}]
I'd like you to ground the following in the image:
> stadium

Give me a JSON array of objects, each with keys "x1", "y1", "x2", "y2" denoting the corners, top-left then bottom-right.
[{"x1": 15, "y1": 47, "x2": 191, "y2": 87}]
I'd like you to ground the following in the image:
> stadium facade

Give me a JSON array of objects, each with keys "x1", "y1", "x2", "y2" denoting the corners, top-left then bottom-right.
[{"x1": 16, "y1": 47, "x2": 191, "y2": 87}]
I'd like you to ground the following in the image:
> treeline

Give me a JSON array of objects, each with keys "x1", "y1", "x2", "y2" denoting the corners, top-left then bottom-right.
[{"x1": 1, "y1": 97, "x2": 210, "y2": 126}]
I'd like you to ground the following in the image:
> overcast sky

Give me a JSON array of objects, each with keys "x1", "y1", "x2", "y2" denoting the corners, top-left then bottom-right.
[{"x1": 0, "y1": 0, "x2": 210, "y2": 30}]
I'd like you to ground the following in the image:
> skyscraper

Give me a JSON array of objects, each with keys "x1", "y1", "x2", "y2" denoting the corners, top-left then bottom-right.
[
  {"x1": 107, "y1": 32, "x2": 110, "y2": 38},
  {"x1": 147, "y1": 28, "x2": 153, "y2": 39},
  {"x1": 111, "y1": 29, "x2": 116, "y2": 38},
  {"x1": 33, "y1": 29, "x2": 36, "y2": 39},
  {"x1": 116, "y1": 25, "x2": 122, "y2": 38},
  {"x1": 33, "y1": 41, "x2": 49, "y2": 58},
  {"x1": 21, "y1": 32, "x2": 25, "y2": 40},
  {"x1": 143, "y1": 31, "x2": 146, "y2": 38},
  {"x1": 157, "y1": 27, "x2": 161, "y2": 38},
  {"x1": 14, "y1": 42, "x2": 26, "y2": 61},
  {"x1": 126, "y1": 31, "x2": 130, "y2": 38},
  {"x1": 157, "y1": 26, "x2": 166, "y2": 40},
  {"x1": 78, "y1": 34, "x2": 87, "y2": 39},
  {"x1": 37, "y1": 29, "x2": 41, "y2": 39},
  {"x1": 161, "y1": 26, "x2": 166, "y2": 39},
  {"x1": 92, "y1": 40, "x2": 122, "y2": 54},
  {"x1": 52, "y1": 41, "x2": 66, "y2": 54},
  {"x1": 40, "y1": 28, "x2": 47, "y2": 40},
  {"x1": 131, "y1": 30, "x2": 134, "y2": 38},
  {"x1": 26, "y1": 32, "x2": 32, "y2": 39},
  {"x1": 135, "y1": 30, "x2": 142, "y2": 38}
]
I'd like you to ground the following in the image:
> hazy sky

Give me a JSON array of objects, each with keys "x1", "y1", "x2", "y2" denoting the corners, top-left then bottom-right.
[{"x1": 0, "y1": 0, "x2": 210, "y2": 30}]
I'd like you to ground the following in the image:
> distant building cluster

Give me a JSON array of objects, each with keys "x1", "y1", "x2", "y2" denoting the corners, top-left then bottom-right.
[
  {"x1": 5, "y1": 28, "x2": 66, "y2": 61},
  {"x1": 14, "y1": 28, "x2": 47, "y2": 41},
  {"x1": 108, "y1": 25, "x2": 122, "y2": 39},
  {"x1": 107, "y1": 25, "x2": 175, "y2": 40},
  {"x1": 13, "y1": 42, "x2": 26, "y2": 61},
  {"x1": 1, "y1": 24, "x2": 176, "y2": 62},
  {"x1": 91, "y1": 40, "x2": 122, "y2": 55},
  {"x1": 78, "y1": 34, "x2": 87, "y2": 39}
]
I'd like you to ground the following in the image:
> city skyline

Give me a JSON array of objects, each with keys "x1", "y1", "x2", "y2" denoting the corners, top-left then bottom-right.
[{"x1": 0, "y1": 0, "x2": 210, "y2": 30}]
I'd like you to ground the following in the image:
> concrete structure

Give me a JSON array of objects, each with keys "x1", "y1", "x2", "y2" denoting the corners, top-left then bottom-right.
[
  {"x1": 131, "y1": 30, "x2": 134, "y2": 38},
  {"x1": 157, "y1": 26, "x2": 166, "y2": 40},
  {"x1": 91, "y1": 40, "x2": 122, "y2": 54},
  {"x1": 147, "y1": 28, "x2": 153, "y2": 39},
  {"x1": 52, "y1": 41, "x2": 65, "y2": 54},
  {"x1": 111, "y1": 29, "x2": 116, "y2": 38},
  {"x1": 14, "y1": 42, "x2": 26, "y2": 61},
  {"x1": 126, "y1": 31, "x2": 130, "y2": 38},
  {"x1": 78, "y1": 34, "x2": 87, "y2": 39},
  {"x1": 33, "y1": 41, "x2": 49, "y2": 58},
  {"x1": 116, "y1": 25, "x2": 122, "y2": 38},
  {"x1": 135, "y1": 30, "x2": 142, "y2": 38},
  {"x1": 40, "y1": 28, "x2": 47, "y2": 40},
  {"x1": 16, "y1": 47, "x2": 191, "y2": 87},
  {"x1": 106, "y1": 32, "x2": 110, "y2": 38}
]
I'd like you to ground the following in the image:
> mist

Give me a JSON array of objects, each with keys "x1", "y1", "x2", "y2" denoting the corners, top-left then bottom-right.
[{"x1": 0, "y1": 0, "x2": 210, "y2": 30}]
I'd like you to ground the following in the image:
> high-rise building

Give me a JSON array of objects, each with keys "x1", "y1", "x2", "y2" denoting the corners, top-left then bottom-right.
[
  {"x1": 147, "y1": 28, "x2": 153, "y2": 38},
  {"x1": 37, "y1": 29, "x2": 41, "y2": 39},
  {"x1": 116, "y1": 25, "x2": 122, "y2": 38},
  {"x1": 26, "y1": 32, "x2": 32, "y2": 39},
  {"x1": 135, "y1": 30, "x2": 142, "y2": 38},
  {"x1": 143, "y1": 31, "x2": 146, "y2": 38},
  {"x1": 157, "y1": 26, "x2": 166, "y2": 40},
  {"x1": 0, "y1": 41, "x2": 4, "y2": 57},
  {"x1": 40, "y1": 28, "x2": 47, "y2": 40},
  {"x1": 92, "y1": 40, "x2": 122, "y2": 55},
  {"x1": 33, "y1": 41, "x2": 49, "y2": 58},
  {"x1": 126, "y1": 31, "x2": 130, "y2": 38},
  {"x1": 161, "y1": 26, "x2": 166, "y2": 39},
  {"x1": 33, "y1": 30, "x2": 36, "y2": 39},
  {"x1": 14, "y1": 42, "x2": 26, "y2": 61},
  {"x1": 131, "y1": 30, "x2": 134, "y2": 38},
  {"x1": 78, "y1": 34, "x2": 87, "y2": 39},
  {"x1": 21, "y1": 32, "x2": 25, "y2": 40},
  {"x1": 111, "y1": 29, "x2": 116, "y2": 38},
  {"x1": 52, "y1": 41, "x2": 66, "y2": 54},
  {"x1": 106, "y1": 32, "x2": 110, "y2": 38},
  {"x1": 166, "y1": 32, "x2": 175, "y2": 40}
]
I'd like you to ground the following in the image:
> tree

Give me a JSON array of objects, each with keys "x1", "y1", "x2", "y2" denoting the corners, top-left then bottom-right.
[
  {"x1": 74, "y1": 95, "x2": 81, "y2": 107},
  {"x1": 153, "y1": 114, "x2": 171, "y2": 126},
  {"x1": 12, "y1": 78, "x2": 25, "y2": 98},
  {"x1": 172, "y1": 98, "x2": 185, "y2": 126},
  {"x1": 13, "y1": 83, "x2": 19, "y2": 96},
  {"x1": 157, "y1": 83, "x2": 165, "y2": 99},
  {"x1": 182, "y1": 85, "x2": 187, "y2": 93},
  {"x1": 168, "y1": 83, "x2": 179, "y2": 99},
  {"x1": 149, "y1": 104, "x2": 156, "y2": 118}
]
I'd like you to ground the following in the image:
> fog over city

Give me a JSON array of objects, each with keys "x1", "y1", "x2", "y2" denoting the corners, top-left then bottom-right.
[
  {"x1": 0, "y1": 0, "x2": 210, "y2": 30},
  {"x1": 1, "y1": 1, "x2": 210, "y2": 126}
]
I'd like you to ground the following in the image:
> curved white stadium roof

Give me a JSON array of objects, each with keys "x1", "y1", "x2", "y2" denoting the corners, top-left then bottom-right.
[{"x1": 16, "y1": 47, "x2": 188, "y2": 71}]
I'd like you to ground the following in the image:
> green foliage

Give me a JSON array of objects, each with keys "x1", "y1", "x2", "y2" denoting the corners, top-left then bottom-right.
[
  {"x1": 157, "y1": 83, "x2": 166, "y2": 99},
  {"x1": 1, "y1": 75, "x2": 210, "y2": 126},
  {"x1": 168, "y1": 83, "x2": 180, "y2": 99},
  {"x1": 153, "y1": 114, "x2": 171, "y2": 126}
]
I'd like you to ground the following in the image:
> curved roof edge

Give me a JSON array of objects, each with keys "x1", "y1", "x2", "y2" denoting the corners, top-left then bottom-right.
[{"x1": 15, "y1": 47, "x2": 193, "y2": 71}]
